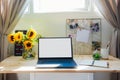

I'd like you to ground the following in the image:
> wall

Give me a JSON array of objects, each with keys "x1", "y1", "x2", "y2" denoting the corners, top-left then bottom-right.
[
  {"x1": 14, "y1": 12, "x2": 113, "y2": 48},
  {"x1": 13, "y1": 12, "x2": 113, "y2": 80}
]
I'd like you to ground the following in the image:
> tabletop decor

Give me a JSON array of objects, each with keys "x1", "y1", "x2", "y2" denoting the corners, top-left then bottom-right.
[
  {"x1": 14, "y1": 30, "x2": 27, "y2": 56},
  {"x1": 8, "y1": 28, "x2": 41, "y2": 59},
  {"x1": 92, "y1": 49, "x2": 101, "y2": 60}
]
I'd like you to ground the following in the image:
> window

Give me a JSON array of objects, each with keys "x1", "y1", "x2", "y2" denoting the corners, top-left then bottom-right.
[{"x1": 33, "y1": 0, "x2": 90, "y2": 13}]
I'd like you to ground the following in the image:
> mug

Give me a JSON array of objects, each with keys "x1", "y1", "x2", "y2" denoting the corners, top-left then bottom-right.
[{"x1": 101, "y1": 48, "x2": 109, "y2": 59}]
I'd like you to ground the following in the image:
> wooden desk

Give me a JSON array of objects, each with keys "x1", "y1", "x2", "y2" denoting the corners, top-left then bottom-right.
[{"x1": 0, "y1": 55, "x2": 120, "y2": 73}]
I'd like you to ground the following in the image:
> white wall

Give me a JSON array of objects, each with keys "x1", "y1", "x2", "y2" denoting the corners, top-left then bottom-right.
[{"x1": 14, "y1": 12, "x2": 113, "y2": 48}]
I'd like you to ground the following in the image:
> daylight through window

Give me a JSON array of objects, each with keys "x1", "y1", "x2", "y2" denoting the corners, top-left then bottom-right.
[{"x1": 33, "y1": 0, "x2": 90, "y2": 13}]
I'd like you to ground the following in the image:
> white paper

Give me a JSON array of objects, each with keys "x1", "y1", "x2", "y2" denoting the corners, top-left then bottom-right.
[
  {"x1": 76, "y1": 29, "x2": 90, "y2": 43},
  {"x1": 94, "y1": 61, "x2": 108, "y2": 68},
  {"x1": 79, "y1": 60, "x2": 93, "y2": 66}
]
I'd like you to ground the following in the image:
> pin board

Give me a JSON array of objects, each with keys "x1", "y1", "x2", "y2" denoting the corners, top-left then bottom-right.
[{"x1": 66, "y1": 18, "x2": 101, "y2": 55}]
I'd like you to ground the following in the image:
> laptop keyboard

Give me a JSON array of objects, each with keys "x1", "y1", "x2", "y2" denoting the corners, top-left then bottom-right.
[
  {"x1": 38, "y1": 59, "x2": 74, "y2": 64},
  {"x1": 36, "y1": 59, "x2": 77, "y2": 68}
]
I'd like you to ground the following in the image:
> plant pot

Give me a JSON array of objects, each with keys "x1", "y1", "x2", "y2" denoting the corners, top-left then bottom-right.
[{"x1": 92, "y1": 53, "x2": 101, "y2": 60}]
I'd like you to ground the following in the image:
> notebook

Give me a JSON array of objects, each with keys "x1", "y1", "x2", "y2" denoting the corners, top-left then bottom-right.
[
  {"x1": 36, "y1": 37, "x2": 77, "y2": 68},
  {"x1": 79, "y1": 60, "x2": 109, "y2": 68}
]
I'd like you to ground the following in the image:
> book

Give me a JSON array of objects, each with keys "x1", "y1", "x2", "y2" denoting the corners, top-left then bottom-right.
[{"x1": 79, "y1": 60, "x2": 109, "y2": 68}]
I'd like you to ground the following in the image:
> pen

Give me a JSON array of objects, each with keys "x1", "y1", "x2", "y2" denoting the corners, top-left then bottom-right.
[
  {"x1": 107, "y1": 62, "x2": 109, "y2": 68},
  {"x1": 92, "y1": 60, "x2": 95, "y2": 66},
  {"x1": 106, "y1": 41, "x2": 110, "y2": 49}
]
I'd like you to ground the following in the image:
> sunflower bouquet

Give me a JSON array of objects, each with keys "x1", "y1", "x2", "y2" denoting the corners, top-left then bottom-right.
[{"x1": 8, "y1": 28, "x2": 41, "y2": 59}]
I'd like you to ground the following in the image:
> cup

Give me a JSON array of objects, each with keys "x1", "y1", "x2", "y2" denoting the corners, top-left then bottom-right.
[{"x1": 101, "y1": 48, "x2": 109, "y2": 59}]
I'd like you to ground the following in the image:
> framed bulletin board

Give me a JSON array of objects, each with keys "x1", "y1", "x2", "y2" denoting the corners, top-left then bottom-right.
[
  {"x1": 14, "y1": 30, "x2": 27, "y2": 56},
  {"x1": 66, "y1": 18, "x2": 101, "y2": 55}
]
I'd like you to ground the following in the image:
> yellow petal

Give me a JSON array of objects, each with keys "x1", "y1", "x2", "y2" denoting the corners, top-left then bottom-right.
[
  {"x1": 14, "y1": 32, "x2": 23, "y2": 42},
  {"x1": 27, "y1": 28, "x2": 36, "y2": 39},
  {"x1": 23, "y1": 40, "x2": 33, "y2": 50},
  {"x1": 7, "y1": 34, "x2": 15, "y2": 43}
]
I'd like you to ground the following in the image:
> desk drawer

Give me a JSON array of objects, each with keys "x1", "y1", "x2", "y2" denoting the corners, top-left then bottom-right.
[{"x1": 31, "y1": 73, "x2": 93, "y2": 80}]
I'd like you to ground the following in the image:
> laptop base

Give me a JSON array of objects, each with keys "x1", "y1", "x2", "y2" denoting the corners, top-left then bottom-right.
[{"x1": 36, "y1": 59, "x2": 77, "y2": 68}]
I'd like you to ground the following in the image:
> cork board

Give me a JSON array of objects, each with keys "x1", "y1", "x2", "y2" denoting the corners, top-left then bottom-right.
[{"x1": 66, "y1": 18, "x2": 101, "y2": 55}]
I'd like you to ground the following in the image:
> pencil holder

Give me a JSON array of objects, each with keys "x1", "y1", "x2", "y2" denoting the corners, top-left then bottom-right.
[{"x1": 101, "y1": 48, "x2": 109, "y2": 59}]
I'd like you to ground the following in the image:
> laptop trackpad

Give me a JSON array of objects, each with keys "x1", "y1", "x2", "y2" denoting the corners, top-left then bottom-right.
[{"x1": 36, "y1": 64, "x2": 61, "y2": 67}]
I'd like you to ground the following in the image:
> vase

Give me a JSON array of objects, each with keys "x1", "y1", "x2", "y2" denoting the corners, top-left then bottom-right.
[{"x1": 22, "y1": 50, "x2": 36, "y2": 59}]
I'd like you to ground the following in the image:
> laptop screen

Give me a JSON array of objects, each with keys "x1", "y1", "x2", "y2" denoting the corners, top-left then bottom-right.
[{"x1": 38, "y1": 37, "x2": 73, "y2": 58}]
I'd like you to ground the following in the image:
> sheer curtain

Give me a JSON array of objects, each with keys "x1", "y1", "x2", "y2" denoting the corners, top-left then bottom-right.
[
  {"x1": 0, "y1": 0, "x2": 30, "y2": 80},
  {"x1": 95, "y1": 0, "x2": 120, "y2": 58},
  {"x1": 95, "y1": 0, "x2": 120, "y2": 80}
]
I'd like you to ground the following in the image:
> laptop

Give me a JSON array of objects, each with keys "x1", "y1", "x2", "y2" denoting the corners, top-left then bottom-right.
[{"x1": 36, "y1": 37, "x2": 77, "y2": 68}]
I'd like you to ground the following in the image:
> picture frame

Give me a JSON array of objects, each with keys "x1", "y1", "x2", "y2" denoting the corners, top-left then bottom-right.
[{"x1": 14, "y1": 30, "x2": 27, "y2": 56}]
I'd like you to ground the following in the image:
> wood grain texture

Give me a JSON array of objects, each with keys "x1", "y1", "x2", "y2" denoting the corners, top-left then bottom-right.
[{"x1": 0, "y1": 55, "x2": 120, "y2": 73}]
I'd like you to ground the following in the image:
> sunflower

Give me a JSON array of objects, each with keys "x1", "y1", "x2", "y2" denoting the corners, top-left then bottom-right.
[
  {"x1": 14, "y1": 32, "x2": 23, "y2": 43},
  {"x1": 23, "y1": 40, "x2": 33, "y2": 50},
  {"x1": 27, "y1": 28, "x2": 36, "y2": 39},
  {"x1": 7, "y1": 34, "x2": 15, "y2": 43}
]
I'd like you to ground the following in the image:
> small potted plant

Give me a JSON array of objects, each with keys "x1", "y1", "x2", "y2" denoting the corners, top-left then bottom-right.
[{"x1": 92, "y1": 50, "x2": 101, "y2": 60}]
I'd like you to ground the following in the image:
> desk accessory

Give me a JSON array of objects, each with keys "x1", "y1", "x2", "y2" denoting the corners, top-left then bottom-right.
[
  {"x1": 14, "y1": 30, "x2": 27, "y2": 56},
  {"x1": 36, "y1": 37, "x2": 77, "y2": 68},
  {"x1": 101, "y1": 48, "x2": 109, "y2": 59},
  {"x1": 66, "y1": 18, "x2": 101, "y2": 55},
  {"x1": 8, "y1": 28, "x2": 41, "y2": 59},
  {"x1": 79, "y1": 60, "x2": 109, "y2": 68},
  {"x1": 93, "y1": 50, "x2": 101, "y2": 60},
  {"x1": 100, "y1": 41, "x2": 110, "y2": 59}
]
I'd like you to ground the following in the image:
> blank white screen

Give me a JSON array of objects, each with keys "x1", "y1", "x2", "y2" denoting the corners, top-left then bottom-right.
[{"x1": 39, "y1": 38, "x2": 72, "y2": 58}]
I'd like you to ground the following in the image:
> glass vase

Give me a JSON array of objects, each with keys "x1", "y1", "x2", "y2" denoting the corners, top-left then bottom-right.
[{"x1": 22, "y1": 50, "x2": 36, "y2": 60}]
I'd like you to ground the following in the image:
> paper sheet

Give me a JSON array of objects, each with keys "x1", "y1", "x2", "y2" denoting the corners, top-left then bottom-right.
[
  {"x1": 94, "y1": 61, "x2": 108, "y2": 68},
  {"x1": 76, "y1": 29, "x2": 90, "y2": 43},
  {"x1": 79, "y1": 60, "x2": 93, "y2": 66}
]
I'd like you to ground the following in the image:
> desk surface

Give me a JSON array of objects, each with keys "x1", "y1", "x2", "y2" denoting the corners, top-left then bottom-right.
[{"x1": 0, "y1": 55, "x2": 120, "y2": 73}]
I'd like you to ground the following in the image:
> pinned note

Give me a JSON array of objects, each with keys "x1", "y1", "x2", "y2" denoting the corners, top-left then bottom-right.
[{"x1": 76, "y1": 29, "x2": 90, "y2": 43}]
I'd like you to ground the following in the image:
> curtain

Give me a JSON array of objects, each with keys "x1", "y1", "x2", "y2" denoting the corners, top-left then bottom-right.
[
  {"x1": 95, "y1": 0, "x2": 120, "y2": 80},
  {"x1": 0, "y1": 0, "x2": 30, "y2": 80},
  {"x1": 95, "y1": 0, "x2": 120, "y2": 57}
]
